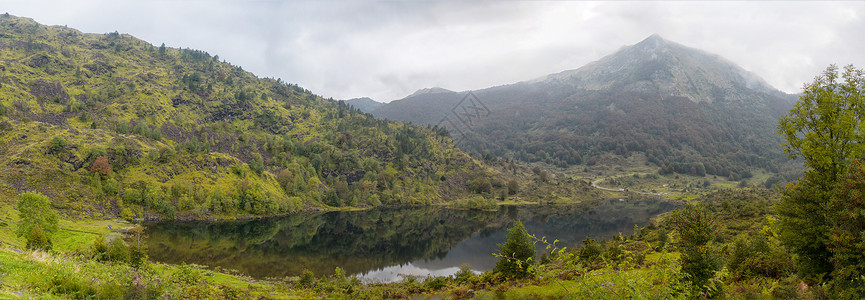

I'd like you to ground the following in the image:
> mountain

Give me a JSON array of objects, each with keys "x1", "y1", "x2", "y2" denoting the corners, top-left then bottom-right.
[
  {"x1": 340, "y1": 97, "x2": 383, "y2": 113},
  {"x1": 0, "y1": 14, "x2": 536, "y2": 219},
  {"x1": 533, "y1": 34, "x2": 785, "y2": 102},
  {"x1": 373, "y1": 35, "x2": 796, "y2": 179}
]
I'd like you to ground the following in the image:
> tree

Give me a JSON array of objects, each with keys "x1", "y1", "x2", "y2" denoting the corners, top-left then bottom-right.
[
  {"x1": 828, "y1": 160, "x2": 865, "y2": 297},
  {"x1": 90, "y1": 156, "x2": 112, "y2": 176},
  {"x1": 49, "y1": 135, "x2": 66, "y2": 154},
  {"x1": 15, "y1": 192, "x2": 59, "y2": 250},
  {"x1": 494, "y1": 220, "x2": 536, "y2": 278},
  {"x1": 670, "y1": 204, "x2": 720, "y2": 293},
  {"x1": 506, "y1": 179, "x2": 519, "y2": 195},
  {"x1": 776, "y1": 64, "x2": 865, "y2": 280}
]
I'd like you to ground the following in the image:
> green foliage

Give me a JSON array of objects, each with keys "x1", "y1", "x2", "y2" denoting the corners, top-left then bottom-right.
[
  {"x1": 468, "y1": 176, "x2": 492, "y2": 194},
  {"x1": 494, "y1": 220, "x2": 536, "y2": 279},
  {"x1": 49, "y1": 135, "x2": 66, "y2": 154},
  {"x1": 727, "y1": 233, "x2": 793, "y2": 281},
  {"x1": 578, "y1": 237, "x2": 604, "y2": 266},
  {"x1": 299, "y1": 269, "x2": 315, "y2": 288},
  {"x1": 25, "y1": 225, "x2": 51, "y2": 250},
  {"x1": 0, "y1": 15, "x2": 503, "y2": 220},
  {"x1": 778, "y1": 64, "x2": 865, "y2": 188},
  {"x1": 454, "y1": 264, "x2": 475, "y2": 284},
  {"x1": 16, "y1": 192, "x2": 59, "y2": 250},
  {"x1": 506, "y1": 179, "x2": 519, "y2": 195},
  {"x1": 670, "y1": 204, "x2": 720, "y2": 293},
  {"x1": 828, "y1": 160, "x2": 865, "y2": 297},
  {"x1": 776, "y1": 65, "x2": 865, "y2": 281}
]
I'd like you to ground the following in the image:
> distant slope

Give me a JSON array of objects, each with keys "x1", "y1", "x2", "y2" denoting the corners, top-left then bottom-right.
[
  {"x1": 340, "y1": 97, "x2": 383, "y2": 113},
  {"x1": 0, "y1": 14, "x2": 517, "y2": 219},
  {"x1": 374, "y1": 35, "x2": 796, "y2": 178},
  {"x1": 372, "y1": 88, "x2": 462, "y2": 124}
]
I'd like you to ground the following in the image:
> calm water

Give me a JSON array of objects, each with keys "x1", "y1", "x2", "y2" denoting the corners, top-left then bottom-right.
[{"x1": 145, "y1": 198, "x2": 675, "y2": 282}]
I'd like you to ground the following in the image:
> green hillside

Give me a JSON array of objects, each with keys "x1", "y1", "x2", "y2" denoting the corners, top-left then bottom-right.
[
  {"x1": 0, "y1": 14, "x2": 541, "y2": 219},
  {"x1": 374, "y1": 35, "x2": 797, "y2": 183}
]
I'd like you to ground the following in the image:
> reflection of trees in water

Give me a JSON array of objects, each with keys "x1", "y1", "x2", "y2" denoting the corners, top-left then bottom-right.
[
  {"x1": 146, "y1": 207, "x2": 502, "y2": 278},
  {"x1": 145, "y1": 199, "x2": 676, "y2": 279}
]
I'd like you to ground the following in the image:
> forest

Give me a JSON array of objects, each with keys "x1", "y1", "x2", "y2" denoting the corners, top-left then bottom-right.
[{"x1": 0, "y1": 14, "x2": 575, "y2": 221}]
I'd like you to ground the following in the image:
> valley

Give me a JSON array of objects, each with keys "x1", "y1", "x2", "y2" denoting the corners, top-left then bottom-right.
[{"x1": 0, "y1": 10, "x2": 861, "y2": 299}]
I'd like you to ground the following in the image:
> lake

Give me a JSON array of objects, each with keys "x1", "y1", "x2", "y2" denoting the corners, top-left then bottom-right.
[{"x1": 144, "y1": 198, "x2": 675, "y2": 282}]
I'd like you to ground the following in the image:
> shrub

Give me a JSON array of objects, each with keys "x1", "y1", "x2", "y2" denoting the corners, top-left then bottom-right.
[
  {"x1": 299, "y1": 269, "x2": 315, "y2": 288},
  {"x1": 454, "y1": 264, "x2": 474, "y2": 284},
  {"x1": 90, "y1": 156, "x2": 112, "y2": 176},
  {"x1": 494, "y1": 220, "x2": 536, "y2": 278},
  {"x1": 16, "y1": 192, "x2": 59, "y2": 250},
  {"x1": 26, "y1": 225, "x2": 51, "y2": 250},
  {"x1": 107, "y1": 239, "x2": 131, "y2": 263},
  {"x1": 578, "y1": 237, "x2": 604, "y2": 266},
  {"x1": 50, "y1": 135, "x2": 66, "y2": 153},
  {"x1": 670, "y1": 204, "x2": 721, "y2": 293},
  {"x1": 468, "y1": 177, "x2": 492, "y2": 194},
  {"x1": 506, "y1": 180, "x2": 519, "y2": 195},
  {"x1": 727, "y1": 234, "x2": 793, "y2": 281},
  {"x1": 424, "y1": 276, "x2": 448, "y2": 290}
]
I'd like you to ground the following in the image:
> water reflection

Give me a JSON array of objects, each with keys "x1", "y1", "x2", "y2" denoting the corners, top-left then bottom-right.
[{"x1": 145, "y1": 199, "x2": 675, "y2": 282}]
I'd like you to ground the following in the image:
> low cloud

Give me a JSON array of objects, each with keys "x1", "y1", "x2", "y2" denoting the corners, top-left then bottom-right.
[{"x1": 5, "y1": 1, "x2": 864, "y2": 101}]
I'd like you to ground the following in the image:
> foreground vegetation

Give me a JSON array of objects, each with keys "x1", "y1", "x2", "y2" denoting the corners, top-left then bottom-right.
[{"x1": 0, "y1": 187, "x2": 817, "y2": 299}]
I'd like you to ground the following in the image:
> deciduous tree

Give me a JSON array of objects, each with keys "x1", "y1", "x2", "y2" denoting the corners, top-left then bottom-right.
[
  {"x1": 776, "y1": 64, "x2": 865, "y2": 280},
  {"x1": 15, "y1": 192, "x2": 59, "y2": 250},
  {"x1": 829, "y1": 160, "x2": 865, "y2": 297},
  {"x1": 90, "y1": 156, "x2": 112, "y2": 176}
]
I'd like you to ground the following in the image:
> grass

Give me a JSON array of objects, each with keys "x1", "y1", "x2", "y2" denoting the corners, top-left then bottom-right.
[{"x1": 475, "y1": 252, "x2": 685, "y2": 300}]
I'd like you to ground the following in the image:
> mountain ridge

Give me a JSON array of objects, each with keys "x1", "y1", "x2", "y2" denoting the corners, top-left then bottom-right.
[
  {"x1": 2, "y1": 14, "x2": 574, "y2": 219},
  {"x1": 340, "y1": 97, "x2": 383, "y2": 113},
  {"x1": 373, "y1": 34, "x2": 795, "y2": 180}
]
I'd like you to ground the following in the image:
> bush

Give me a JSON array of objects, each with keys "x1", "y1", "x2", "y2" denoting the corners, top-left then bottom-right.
[
  {"x1": 424, "y1": 276, "x2": 448, "y2": 290},
  {"x1": 16, "y1": 192, "x2": 59, "y2": 250},
  {"x1": 26, "y1": 225, "x2": 51, "y2": 250},
  {"x1": 107, "y1": 239, "x2": 131, "y2": 263},
  {"x1": 299, "y1": 269, "x2": 315, "y2": 288},
  {"x1": 670, "y1": 204, "x2": 721, "y2": 292},
  {"x1": 50, "y1": 136, "x2": 66, "y2": 153},
  {"x1": 494, "y1": 220, "x2": 536, "y2": 278},
  {"x1": 468, "y1": 177, "x2": 492, "y2": 194},
  {"x1": 90, "y1": 156, "x2": 112, "y2": 176},
  {"x1": 578, "y1": 237, "x2": 603, "y2": 265},
  {"x1": 506, "y1": 180, "x2": 519, "y2": 195},
  {"x1": 727, "y1": 234, "x2": 793, "y2": 281},
  {"x1": 454, "y1": 264, "x2": 474, "y2": 284}
]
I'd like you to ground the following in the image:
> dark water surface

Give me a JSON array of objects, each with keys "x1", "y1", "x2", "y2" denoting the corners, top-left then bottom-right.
[{"x1": 145, "y1": 198, "x2": 675, "y2": 282}]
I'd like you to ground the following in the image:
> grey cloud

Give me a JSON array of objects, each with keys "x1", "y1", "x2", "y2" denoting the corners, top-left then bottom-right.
[{"x1": 4, "y1": 1, "x2": 865, "y2": 101}]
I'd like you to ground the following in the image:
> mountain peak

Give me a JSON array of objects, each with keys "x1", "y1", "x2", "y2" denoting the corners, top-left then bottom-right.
[
  {"x1": 407, "y1": 87, "x2": 454, "y2": 98},
  {"x1": 628, "y1": 34, "x2": 681, "y2": 58},
  {"x1": 537, "y1": 35, "x2": 779, "y2": 103},
  {"x1": 638, "y1": 34, "x2": 667, "y2": 45}
]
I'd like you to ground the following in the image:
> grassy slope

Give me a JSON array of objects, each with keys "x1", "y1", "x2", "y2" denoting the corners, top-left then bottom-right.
[{"x1": 0, "y1": 13, "x2": 560, "y2": 221}]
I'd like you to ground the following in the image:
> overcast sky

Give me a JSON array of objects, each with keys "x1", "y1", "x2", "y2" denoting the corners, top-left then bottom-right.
[{"x1": 4, "y1": 1, "x2": 864, "y2": 102}]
